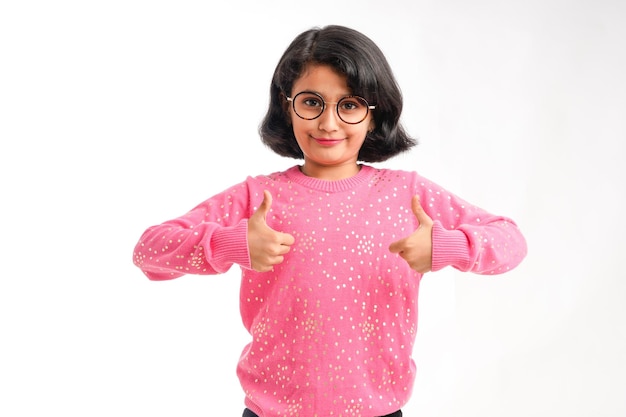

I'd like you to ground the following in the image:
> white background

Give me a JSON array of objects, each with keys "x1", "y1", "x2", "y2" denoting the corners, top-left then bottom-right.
[{"x1": 1, "y1": 0, "x2": 625, "y2": 416}]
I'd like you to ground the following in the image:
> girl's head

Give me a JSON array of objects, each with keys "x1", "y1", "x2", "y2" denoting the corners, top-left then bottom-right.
[{"x1": 259, "y1": 25, "x2": 416, "y2": 163}]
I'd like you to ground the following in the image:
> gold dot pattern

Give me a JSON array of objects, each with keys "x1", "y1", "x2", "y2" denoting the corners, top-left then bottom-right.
[{"x1": 133, "y1": 165, "x2": 527, "y2": 416}]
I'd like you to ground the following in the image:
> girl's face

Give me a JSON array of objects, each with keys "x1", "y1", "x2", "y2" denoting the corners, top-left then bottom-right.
[{"x1": 288, "y1": 64, "x2": 374, "y2": 180}]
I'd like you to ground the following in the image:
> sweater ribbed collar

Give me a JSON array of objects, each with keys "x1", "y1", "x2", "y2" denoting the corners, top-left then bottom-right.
[{"x1": 284, "y1": 164, "x2": 376, "y2": 193}]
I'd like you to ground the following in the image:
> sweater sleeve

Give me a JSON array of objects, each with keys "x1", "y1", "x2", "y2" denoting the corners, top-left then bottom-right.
[
  {"x1": 132, "y1": 182, "x2": 253, "y2": 281},
  {"x1": 415, "y1": 175, "x2": 527, "y2": 275}
]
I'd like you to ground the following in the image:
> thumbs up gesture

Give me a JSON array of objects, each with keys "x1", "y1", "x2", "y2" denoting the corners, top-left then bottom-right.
[
  {"x1": 389, "y1": 195, "x2": 434, "y2": 273},
  {"x1": 247, "y1": 190, "x2": 295, "y2": 272}
]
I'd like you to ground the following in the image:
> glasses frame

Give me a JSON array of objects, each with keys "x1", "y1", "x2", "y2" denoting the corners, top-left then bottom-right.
[{"x1": 286, "y1": 91, "x2": 376, "y2": 125}]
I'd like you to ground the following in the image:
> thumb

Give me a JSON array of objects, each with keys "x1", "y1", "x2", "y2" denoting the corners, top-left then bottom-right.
[
  {"x1": 255, "y1": 190, "x2": 273, "y2": 221},
  {"x1": 411, "y1": 195, "x2": 433, "y2": 226}
]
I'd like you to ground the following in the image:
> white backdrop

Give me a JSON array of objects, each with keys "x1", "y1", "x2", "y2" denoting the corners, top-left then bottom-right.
[{"x1": 1, "y1": 1, "x2": 625, "y2": 416}]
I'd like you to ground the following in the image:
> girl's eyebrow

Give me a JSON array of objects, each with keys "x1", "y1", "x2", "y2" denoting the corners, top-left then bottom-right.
[{"x1": 294, "y1": 89, "x2": 354, "y2": 99}]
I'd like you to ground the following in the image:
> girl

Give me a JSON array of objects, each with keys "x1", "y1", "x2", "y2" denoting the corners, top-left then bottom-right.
[{"x1": 133, "y1": 25, "x2": 527, "y2": 417}]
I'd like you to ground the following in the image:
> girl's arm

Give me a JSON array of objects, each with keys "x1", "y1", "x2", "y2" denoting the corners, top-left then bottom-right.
[
  {"x1": 132, "y1": 182, "x2": 253, "y2": 281},
  {"x1": 402, "y1": 175, "x2": 527, "y2": 275}
]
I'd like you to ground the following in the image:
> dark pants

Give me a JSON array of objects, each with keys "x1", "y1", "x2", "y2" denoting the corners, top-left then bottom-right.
[{"x1": 243, "y1": 408, "x2": 402, "y2": 417}]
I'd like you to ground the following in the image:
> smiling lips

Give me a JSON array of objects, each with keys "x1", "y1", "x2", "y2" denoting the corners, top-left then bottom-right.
[{"x1": 313, "y1": 137, "x2": 344, "y2": 146}]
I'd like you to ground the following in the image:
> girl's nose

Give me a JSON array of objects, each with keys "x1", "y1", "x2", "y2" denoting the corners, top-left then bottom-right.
[{"x1": 317, "y1": 106, "x2": 340, "y2": 132}]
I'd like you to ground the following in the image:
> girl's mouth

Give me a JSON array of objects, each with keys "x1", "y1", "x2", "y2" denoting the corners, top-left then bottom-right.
[{"x1": 313, "y1": 137, "x2": 344, "y2": 146}]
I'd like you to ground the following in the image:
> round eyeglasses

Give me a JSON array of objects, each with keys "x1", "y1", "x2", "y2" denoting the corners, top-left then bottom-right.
[{"x1": 286, "y1": 91, "x2": 376, "y2": 125}]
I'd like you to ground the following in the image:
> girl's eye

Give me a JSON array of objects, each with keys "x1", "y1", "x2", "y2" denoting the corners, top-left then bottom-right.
[
  {"x1": 339, "y1": 99, "x2": 362, "y2": 111},
  {"x1": 301, "y1": 96, "x2": 323, "y2": 108}
]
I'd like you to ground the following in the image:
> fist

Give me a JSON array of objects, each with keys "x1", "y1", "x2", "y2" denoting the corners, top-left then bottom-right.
[
  {"x1": 388, "y1": 195, "x2": 434, "y2": 273},
  {"x1": 247, "y1": 190, "x2": 295, "y2": 272}
]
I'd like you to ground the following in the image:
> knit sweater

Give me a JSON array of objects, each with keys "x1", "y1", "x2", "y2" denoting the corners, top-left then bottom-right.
[{"x1": 133, "y1": 165, "x2": 527, "y2": 417}]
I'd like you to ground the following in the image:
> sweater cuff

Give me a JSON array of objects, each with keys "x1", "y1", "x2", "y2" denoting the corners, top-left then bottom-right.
[
  {"x1": 206, "y1": 219, "x2": 251, "y2": 272},
  {"x1": 431, "y1": 221, "x2": 472, "y2": 272}
]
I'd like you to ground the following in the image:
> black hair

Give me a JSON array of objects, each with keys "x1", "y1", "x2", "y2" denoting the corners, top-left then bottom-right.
[{"x1": 259, "y1": 25, "x2": 417, "y2": 162}]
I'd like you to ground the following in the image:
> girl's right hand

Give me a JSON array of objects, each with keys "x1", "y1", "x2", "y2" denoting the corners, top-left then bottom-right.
[{"x1": 247, "y1": 190, "x2": 295, "y2": 272}]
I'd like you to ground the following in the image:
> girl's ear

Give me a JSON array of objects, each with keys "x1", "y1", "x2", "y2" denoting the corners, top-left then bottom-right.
[
  {"x1": 368, "y1": 120, "x2": 375, "y2": 133},
  {"x1": 280, "y1": 92, "x2": 292, "y2": 125}
]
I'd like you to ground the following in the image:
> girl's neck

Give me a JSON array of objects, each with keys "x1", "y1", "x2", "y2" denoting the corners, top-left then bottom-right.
[{"x1": 299, "y1": 163, "x2": 361, "y2": 181}]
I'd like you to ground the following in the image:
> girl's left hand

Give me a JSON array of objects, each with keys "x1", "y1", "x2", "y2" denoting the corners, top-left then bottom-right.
[{"x1": 389, "y1": 195, "x2": 434, "y2": 273}]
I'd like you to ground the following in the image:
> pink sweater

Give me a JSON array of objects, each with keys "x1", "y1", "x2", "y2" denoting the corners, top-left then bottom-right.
[{"x1": 133, "y1": 165, "x2": 527, "y2": 416}]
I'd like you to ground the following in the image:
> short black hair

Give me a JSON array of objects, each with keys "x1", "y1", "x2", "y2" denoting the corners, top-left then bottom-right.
[{"x1": 259, "y1": 25, "x2": 417, "y2": 162}]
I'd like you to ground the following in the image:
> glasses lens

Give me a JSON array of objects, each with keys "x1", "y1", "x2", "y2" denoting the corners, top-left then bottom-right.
[
  {"x1": 293, "y1": 92, "x2": 324, "y2": 120},
  {"x1": 337, "y1": 96, "x2": 369, "y2": 124}
]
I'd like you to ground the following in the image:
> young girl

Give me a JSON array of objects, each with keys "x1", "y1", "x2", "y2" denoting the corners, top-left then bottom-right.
[{"x1": 133, "y1": 25, "x2": 527, "y2": 417}]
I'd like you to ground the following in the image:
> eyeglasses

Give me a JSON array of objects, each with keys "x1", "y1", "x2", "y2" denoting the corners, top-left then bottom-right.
[{"x1": 286, "y1": 91, "x2": 375, "y2": 125}]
